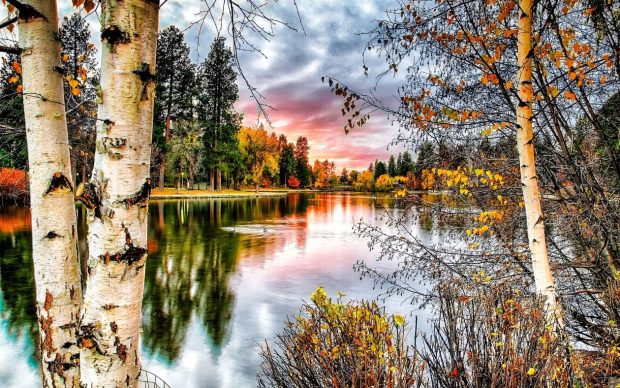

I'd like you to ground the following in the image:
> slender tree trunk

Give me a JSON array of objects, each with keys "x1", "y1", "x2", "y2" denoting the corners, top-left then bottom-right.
[
  {"x1": 516, "y1": 0, "x2": 561, "y2": 323},
  {"x1": 79, "y1": 1, "x2": 159, "y2": 386},
  {"x1": 158, "y1": 115, "x2": 171, "y2": 190},
  {"x1": 216, "y1": 165, "x2": 222, "y2": 191},
  {"x1": 17, "y1": 1, "x2": 82, "y2": 386},
  {"x1": 209, "y1": 168, "x2": 215, "y2": 191}
]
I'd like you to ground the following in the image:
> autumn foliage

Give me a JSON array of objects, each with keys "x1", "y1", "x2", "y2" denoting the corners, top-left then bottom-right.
[
  {"x1": 0, "y1": 168, "x2": 27, "y2": 201},
  {"x1": 287, "y1": 176, "x2": 300, "y2": 189}
]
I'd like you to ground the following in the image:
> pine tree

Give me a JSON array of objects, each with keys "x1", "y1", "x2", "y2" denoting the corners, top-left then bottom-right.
[
  {"x1": 374, "y1": 160, "x2": 387, "y2": 180},
  {"x1": 294, "y1": 136, "x2": 311, "y2": 188},
  {"x1": 154, "y1": 26, "x2": 196, "y2": 189},
  {"x1": 59, "y1": 14, "x2": 99, "y2": 185},
  {"x1": 396, "y1": 153, "x2": 403, "y2": 177},
  {"x1": 413, "y1": 144, "x2": 434, "y2": 176},
  {"x1": 387, "y1": 154, "x2": 397, "y2": 176},
  {"x1": 197, "y1": 36, "x2": 240, "y2": 191},
  {"x1": 400, "y1": 151, "x2": 415, "y2": 176}
]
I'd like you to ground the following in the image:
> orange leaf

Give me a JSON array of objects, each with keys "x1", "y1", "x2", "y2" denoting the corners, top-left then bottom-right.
[
  {"x1": 564, "y1": 90, "x2": 577, "y2": 101},
  {"x1": 7, "y1": 76, "x2": 18, "y2": 84},
  {"x1": 16, "y1": 84, "x2": 22, "y2": 93},
  {"x1": 11, "y1": 62, "x2": 21, "y2": 74},
  {"x1": 69, "y1": 79, "x2": 79, "y2": 88},
  {"x1": 84, "y1": 0, "x2": 95, "y2": 12},
  {"x1": 71, "y1": 87, "x2": 81, "y2": 96}
]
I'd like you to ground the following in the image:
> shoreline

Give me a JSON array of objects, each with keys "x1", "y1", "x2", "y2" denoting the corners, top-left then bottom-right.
[{"x1": 149, "y1": 188, "x2": 295, "y2": 200}]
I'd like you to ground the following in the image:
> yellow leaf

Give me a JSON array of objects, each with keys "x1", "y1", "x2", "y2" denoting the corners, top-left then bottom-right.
[
  {"x1": 527, "y1": 368, "x2": 536, "y2": 376},
  {"x1": 69, "y1": 79, "x2": 79, "y2": 88},
  {"x1": 393, "y1": 314, "x2": 405, "y2": 326},
  {"x1": 62, "y1": 54, "x2": 70, "y2": 62},
  {"x1": 7, "y1": 76, "x2": 18, "y2": 84}
]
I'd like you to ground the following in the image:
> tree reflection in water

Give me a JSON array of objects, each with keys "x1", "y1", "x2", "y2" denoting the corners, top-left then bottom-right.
[{"x1": 141, "y1": 195, "x2": 309, "y2": 363}]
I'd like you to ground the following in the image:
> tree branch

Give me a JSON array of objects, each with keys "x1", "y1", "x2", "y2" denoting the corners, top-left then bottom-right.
[
  {"x1": 5, "y1": 0, "x2": 45, "y2": 20},
  {"x1": 0, "y1": 45, "x2": 21, "y2": 54},
  {"x1": 0, "y1": 16, "x2": 18, "y2": 30}
]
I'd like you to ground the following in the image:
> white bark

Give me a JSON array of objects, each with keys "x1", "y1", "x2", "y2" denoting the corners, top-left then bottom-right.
[
  {"x1": 17, "y1": 1, "x2": 82, "y2": 386},
  {"x1": 79, "y1": 1, "x2": 159, "y2": 387},
  {"x1": 516, "y1": 0, "x2": 562, "y2": 323}
]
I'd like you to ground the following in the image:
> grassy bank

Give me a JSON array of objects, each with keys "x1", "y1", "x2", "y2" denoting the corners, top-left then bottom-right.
[{"x1": 150, "y1": 187, "x2": 295, "y2": 199}]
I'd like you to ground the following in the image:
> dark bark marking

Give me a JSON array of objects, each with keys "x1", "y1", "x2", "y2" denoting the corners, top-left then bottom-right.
[
  {"x1": 59, "y1": 322, "x2": 76, "y2": 330},
  {"x1": 122, "y1": 178, "x2": 151, "y2": 207},
  {"x1": 77, "y1": 324, "x2": 104, "y2": 355},
  {"x1": 75, "y1": 182, "x2": 102, "y2": 219},
  {"x1": 44, "y1": 231, "x2": 62, "y2": 239},
  {"x1": 101, "y1": 246, "x2": 147, "y2": 266},
  {"x1": 102, "y1": 303, "x2": 118, "y2": 310},
  {"x1": 45, "y1": 172, "x2": 73, "y2": 195},
  {"x1": 133, "y1": 63, "x2": 155, "y2": 101},
  {"x1": 114, "y1": 337, "x2": 128, "y2": 363},
  {"x1": 110, "y1": 321, "x2": 118, "y2": 333},
  {"x1": 101, "y1": 26, "x2": 129, "y2": 48},
  {"x1": 46, "y1": 353, "x2": 66, "y2": 381}
]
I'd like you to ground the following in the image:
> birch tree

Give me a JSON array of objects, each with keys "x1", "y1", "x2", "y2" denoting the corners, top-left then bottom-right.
[
  {"x1": 77, "y1": 1, "x2": 159, "y2": 386},
  {"x1": 515, "y1": 0, "x2": 560, "y2": 320},
  {"x1": 8, "y1": 0, "x2": 82, "y2": 386}
]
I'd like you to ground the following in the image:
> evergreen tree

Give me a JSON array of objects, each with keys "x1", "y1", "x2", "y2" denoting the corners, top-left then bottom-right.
[
  {"x1": 279, "y1": 143, "x2": 296, "y2": 186},
  {"x1": 59, "y1": 14, "x2": 99, "y2": 184},
  {"x1": 387, "y1": 154, "x2": 397, "y2": 176},
  {"x1": 396, "y1": 153, "x2": 403, "y2": 176},
  {"x1": 154, "y1": 26, "x2": 196, "y2": 189},
  {"x1": 400, "y1": 151, "x2": 415, "y2": 176},
  {"x1": 197, "y1": 36, "x2": 241, "y2": 190},
  {"x1": 374, "y1": 160, "x2": 387, "y2": 179},
  {"x1": 294, "y1": 136, "x2": 311, "y2": 188},
  {"x1": 414, "y1": 143, "x2": 436, "y2": 176}
]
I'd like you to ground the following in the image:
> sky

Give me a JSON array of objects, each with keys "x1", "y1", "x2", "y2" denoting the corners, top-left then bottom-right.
[{"x1": 8, "y1": 1, "x2": 410, "y2": 171}]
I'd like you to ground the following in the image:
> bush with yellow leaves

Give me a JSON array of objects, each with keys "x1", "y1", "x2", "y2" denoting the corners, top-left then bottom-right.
[{"x1": 258, "y1": 288, "x2": 426, "y2": 387}]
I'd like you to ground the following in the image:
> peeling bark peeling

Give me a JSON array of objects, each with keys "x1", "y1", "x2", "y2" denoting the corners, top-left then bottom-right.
[
  {"x1": 45, "y1": 172, "x2": 73, "y2": 195},
  {"x1": 80, "y1": 1, "x2": 160, "y2": 386},
  {"x1": 17, "y1": 1, "x2": 83, "y2": 387},
  {"x1": 75, "y1": 182, "x2": 103, "y2": 219}
]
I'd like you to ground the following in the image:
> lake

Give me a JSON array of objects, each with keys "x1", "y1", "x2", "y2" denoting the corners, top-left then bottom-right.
[{"x1": 0, "y1": 192, "x2": 438, "y2": 387}]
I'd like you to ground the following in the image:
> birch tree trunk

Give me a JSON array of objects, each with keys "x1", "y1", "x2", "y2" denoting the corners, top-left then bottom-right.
[
  {"x1": 78, "y1": 1, "x2": 159, "y2": 386},
  {"x1": 16, "y1": 1, "x2": 82, "y2": 386},
  {"x1": 516, "y1": 0, "x2": 561, "y2": 323}
]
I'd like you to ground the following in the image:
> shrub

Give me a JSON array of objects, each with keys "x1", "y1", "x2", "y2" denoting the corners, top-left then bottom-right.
[
  {"x1": 287, "y1": 176, "x2": 300, "y2": 189},
  {"x1": 375, "y1": 174, "x2": 394, "y2": 192},
  {"x1": 258, "y1": 288, "x2": 426, "y2": 387}
]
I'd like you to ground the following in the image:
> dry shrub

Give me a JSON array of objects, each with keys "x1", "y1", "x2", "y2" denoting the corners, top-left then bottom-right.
[
  {"x1": 259, "y1": 282, "x2": 620, "y2": 387},
  {"x1": 258, "y1": 287, "x2": 426, "y2": 388},
  {"x1": 422, "y1": 279, "x2": 571, "y2": 388}
]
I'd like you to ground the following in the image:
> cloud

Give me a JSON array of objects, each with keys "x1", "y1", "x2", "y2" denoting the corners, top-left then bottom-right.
[{"x1": 51, "y1": 1, "x2": 408, "y2": 171}]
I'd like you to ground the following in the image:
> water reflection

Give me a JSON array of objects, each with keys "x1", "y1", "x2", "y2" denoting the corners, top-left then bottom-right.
[{"x1": 0, "y1": 193, "x2": 441, "y2": 387}]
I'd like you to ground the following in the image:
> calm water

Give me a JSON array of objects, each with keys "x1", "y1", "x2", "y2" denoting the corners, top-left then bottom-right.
[{"x1": 0, "y1": 192, "x2": 438, "y2": 388}]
